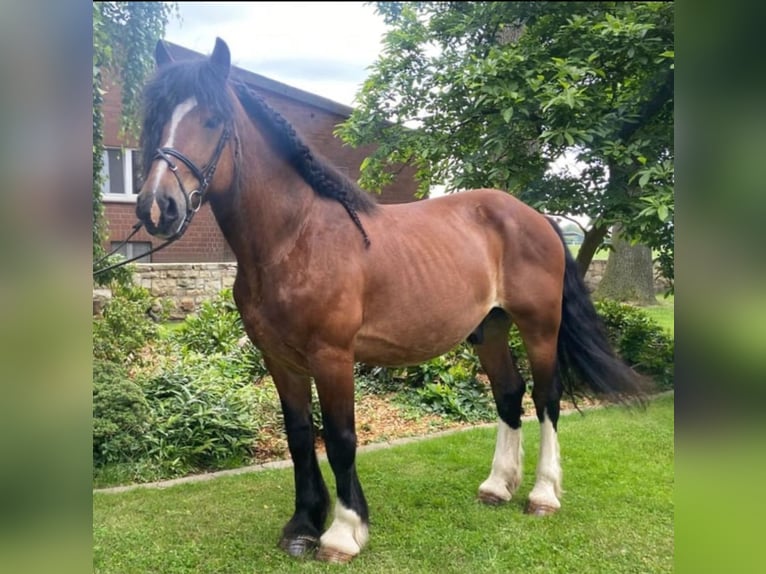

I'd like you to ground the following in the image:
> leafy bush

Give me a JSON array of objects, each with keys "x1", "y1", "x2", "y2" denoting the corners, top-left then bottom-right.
[
  {"x1": 355, "y1": 364, "x2": 399, "y2": 395},
  {"x1": 139, "y1": 358, "x2": 263, "y2": 473},
  {"x1": 594, "y1": 300, "x2": 674, "y2": 390},
  {"x1": 93, "y1": 287, "x2": 285, "y2": 483},
  {"x1": 169, "y1": 289, "x2": 268, "y2": 379},
  {"x1": 399, "y1": 345, "x2": 495, "y2": 422},
  {"x1": 94, "y1": 351, "x2": 282, "y2": 480},
  {"x1": 412, "y1": 375, "x2": 495, "y2": 422},
  {"x1": 93, "y1": 283, "x2": 163, "y2": 365},
  {"x1": 171, "y1": 288, "x2": 243, "y2": 354},
  {"x1": 93, "y1": 359, "x2": 151, "y2": 466}
]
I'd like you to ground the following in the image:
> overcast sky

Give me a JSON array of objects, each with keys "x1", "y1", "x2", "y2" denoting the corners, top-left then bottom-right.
[{"x1": 164, "y1": 2, "x2": 389, "y2": 107}]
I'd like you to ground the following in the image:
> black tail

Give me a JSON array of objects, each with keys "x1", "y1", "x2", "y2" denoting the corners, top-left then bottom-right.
[{"x1": 548, "y1": 221, "x2": 649, "y2": 405}]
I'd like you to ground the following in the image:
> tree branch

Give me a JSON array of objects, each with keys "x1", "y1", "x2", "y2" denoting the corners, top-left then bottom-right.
[{"x1": 617, "y1": 69, "x2": 674, "y2": 143}]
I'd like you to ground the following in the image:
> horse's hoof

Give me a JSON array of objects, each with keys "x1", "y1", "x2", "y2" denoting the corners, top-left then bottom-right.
[
  {"x1": 478, "y1": 490, "x2": 510, "y2": 506},
  {"x1": 316, "y1": 545, "x2": 356, "y2": 564},
  {"x1": 278, "y1": 535, "x2": 318, "y2": 558},
  {"x1": 525, "y1": 501, "x2": 559, "y2": 516}
]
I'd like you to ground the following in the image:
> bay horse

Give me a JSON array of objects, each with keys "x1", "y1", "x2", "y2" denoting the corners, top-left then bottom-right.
[{"x1": 135, "y1": 38, "x2": 646, "y2": 563}]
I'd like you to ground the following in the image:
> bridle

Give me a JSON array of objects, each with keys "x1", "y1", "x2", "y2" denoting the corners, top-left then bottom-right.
[{"x1": 93, "y1": 124, "x2": 232, "y2": 277}]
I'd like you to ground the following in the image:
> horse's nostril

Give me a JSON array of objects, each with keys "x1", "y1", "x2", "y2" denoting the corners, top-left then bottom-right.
[{"x1": 165, "y1": 196, "x2": 179, "y2": 220}]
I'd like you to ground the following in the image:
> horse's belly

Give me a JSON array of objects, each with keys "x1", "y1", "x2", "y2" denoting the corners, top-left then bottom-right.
[{"x1": 353, "y1": 299, "x2": 492, "y2": 367}]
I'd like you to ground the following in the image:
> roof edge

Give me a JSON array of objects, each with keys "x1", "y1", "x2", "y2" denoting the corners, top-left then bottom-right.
[{"x1": 164, "y1": 41, "x2": 356, "y2": 118}]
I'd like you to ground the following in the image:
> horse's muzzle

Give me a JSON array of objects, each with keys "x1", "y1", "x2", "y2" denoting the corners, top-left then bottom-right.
[{"x1": 136, "y1": 192, "x2": 182, "y2": 239}]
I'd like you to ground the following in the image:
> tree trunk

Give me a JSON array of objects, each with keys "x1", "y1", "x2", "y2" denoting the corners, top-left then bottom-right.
[
  {"x1": 593, "y1": 225, "x2": 656, "y2": 305},
  {"x1": 575, "y1": 223, "x2": 609, "y2": 278}
]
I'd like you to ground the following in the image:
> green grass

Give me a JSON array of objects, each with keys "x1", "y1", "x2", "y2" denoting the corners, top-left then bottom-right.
[
  {"x1": 94, "y1": 395, "x2": 673, "y2": 573},
  {"x1": 642, "y1": 294, "x2": 675, "y2": 336},
  {"x1": 566, "y1": 244, "x2": 610, "y2": 261}
]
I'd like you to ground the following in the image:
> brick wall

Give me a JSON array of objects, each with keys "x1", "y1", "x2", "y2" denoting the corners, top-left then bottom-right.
[{"x1": 105, "y1": 202, "x2": 235, "y2": 263}]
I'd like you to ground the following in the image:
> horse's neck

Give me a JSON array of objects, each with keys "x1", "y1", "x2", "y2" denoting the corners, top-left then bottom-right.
[{"x1": 210, "y1": 123, "x2": 315, "y2": 267}]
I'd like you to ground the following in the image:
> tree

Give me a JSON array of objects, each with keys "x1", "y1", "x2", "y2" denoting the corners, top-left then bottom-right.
[
  {"x1": 595, "y1": 224, "x2": 656, "y2": 304},
  {"x1": 93, "y1": 2, "x2": 177, "y2": 285},
  {"x1": 338, "y1": 2, "x2": 673, "y2": 288}
]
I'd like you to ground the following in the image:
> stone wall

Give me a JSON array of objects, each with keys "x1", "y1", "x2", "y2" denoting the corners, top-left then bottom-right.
[
  {"x1": 93, "y1": 260, "x2": 667, "y2": 319},
  {"x1": 132, "y1": 263, "x2": 237, "y2": 319}
]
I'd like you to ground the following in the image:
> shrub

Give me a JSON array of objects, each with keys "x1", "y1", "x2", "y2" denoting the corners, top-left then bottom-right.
[
  {"x1": 401, "y1": 345, "x2": 495, "y2": 422},
  {"x1": 171, "y1": 288, "x2": 243, "y2": 354},
  {"x1": 169, "y1": 289, "x2": 269, "y2": 379},
  {"x1": 93, "y1": 283, "x2": 163, "y2": 365},
  {"x1": 594, "y1": 300, "x2": 674, "y2": 390},
  {"x1": 136, "y1": 351, "x2": 281, "y2": 476},
  {"x1": 93, "y1": 359, "x2": 151, "y2": 466}
]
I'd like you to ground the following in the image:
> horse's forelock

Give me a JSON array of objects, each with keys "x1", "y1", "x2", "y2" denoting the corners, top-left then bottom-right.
[{"x1": 140, "y1": 59, "x2": 234, "y2": 178}]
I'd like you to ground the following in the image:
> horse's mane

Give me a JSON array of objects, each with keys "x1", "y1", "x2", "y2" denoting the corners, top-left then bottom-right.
[
  {"x1": 140, "y1": 57, "x2": 377, "y2": 247},
  {"x1": 231, "y1": 82, "x2": 377, "y2": 244}
]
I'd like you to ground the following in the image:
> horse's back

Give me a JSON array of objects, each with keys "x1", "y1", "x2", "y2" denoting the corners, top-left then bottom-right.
[{"x1": 353, "y1": 188, "x2": 565, "y2": 366}]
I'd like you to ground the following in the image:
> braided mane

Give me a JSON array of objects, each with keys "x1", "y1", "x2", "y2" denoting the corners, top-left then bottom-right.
[
  {"x1": 232, "y1": 82, "x2": 377, "y2": 246},
  {"x1": 140, "y1": 55, "x2": 376, "y2": 247}
]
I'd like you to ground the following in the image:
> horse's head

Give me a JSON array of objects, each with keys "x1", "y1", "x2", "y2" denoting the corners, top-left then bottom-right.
[{"x1": 135, "y1": 38, "x2": 237, "y2": 239}]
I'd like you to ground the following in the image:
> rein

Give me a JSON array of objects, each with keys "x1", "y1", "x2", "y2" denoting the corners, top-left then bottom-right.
[{"x1": 93, "y1": 125, "x2": 231, "y2": 277}]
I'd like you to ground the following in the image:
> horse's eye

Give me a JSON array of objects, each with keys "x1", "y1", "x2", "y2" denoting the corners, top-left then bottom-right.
[{"x1": 204, "y1": 116, "x2": 222, "y2": 129}]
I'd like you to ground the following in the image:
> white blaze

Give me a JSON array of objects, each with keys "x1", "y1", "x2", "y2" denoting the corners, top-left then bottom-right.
[{"x1": 150, "y1": 97, "x2": 197, "y2": 196}]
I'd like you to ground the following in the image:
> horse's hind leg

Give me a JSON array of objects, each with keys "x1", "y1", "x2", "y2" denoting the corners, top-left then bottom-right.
[
  {"x1": 473, "y1": 308, "x2": 527, "y2": 505},
  {"x1": 514, "y1": 308, "x2": 565, "y2": 516},
  {"x1": 265, "y1": 357, "x2": 330, "y2": 557}
]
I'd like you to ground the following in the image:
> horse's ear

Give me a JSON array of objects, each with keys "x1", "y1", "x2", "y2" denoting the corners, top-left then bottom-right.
[
  {"x1": 155, "y1": 40, "x2": 174, "y2": 68},
  {"x1": 210, "y1": 37, "x2": 231, "y2": 80}
]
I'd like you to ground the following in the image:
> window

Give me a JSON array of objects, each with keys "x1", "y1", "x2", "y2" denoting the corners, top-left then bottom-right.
[
  {"x1": 109, "y1": 241, "x2": 152, "y2": 264},
  {"x1": 102, "y1": 148, "x2": 142, "y2": 200}
]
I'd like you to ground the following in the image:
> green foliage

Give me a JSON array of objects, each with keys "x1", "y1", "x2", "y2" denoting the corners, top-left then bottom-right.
[
  {"x1": 354, "y1": 346, "x2": 494, "y2": 422},
  {"x1": 137, "y1": 356, "x2": 274, "y2": 475},
  {"x1": 171, "y1": 289, "x2": 244, "y2": 354},
  {"x1": 340, "y1": 2, "x2": 674, "y2": 284},
  {"x1": 93, "y1": 360, "x2": 152, "y2": 466},
  {"x1": 595, "y1": 299, "x2": 674, "y2": 389},
  {"x1": 92, "y1": 283, "x2": 162, "y2": 365},
  {"x1": 93, "y1": 349, "x2": 282, "y2": 481},
  {"x1": 93, "y1": 287, "x2": 279, "y2": 482},
  {"x1": 168, "y1": 289, "x2": 269, "y2": 379}
]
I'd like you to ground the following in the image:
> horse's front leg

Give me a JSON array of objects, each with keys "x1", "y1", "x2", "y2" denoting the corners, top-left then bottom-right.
[
  {"x1": 310, "y1": 347, "x2": 369, "y2": 563},
  {"x1": 265, "y1": 357, "x2": 330, "y2": 558}
]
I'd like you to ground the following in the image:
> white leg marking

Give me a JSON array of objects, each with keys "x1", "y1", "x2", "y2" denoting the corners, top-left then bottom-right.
[
  {"x1": 528, "y1": 413, "x2": 562, "y2": 510},
  {"x1": 149, "y1": 97, "x2": 197, "y2": 195},
  {"x1": 319, "y1": 501, "x2": 368, "y2": 557},
  {"x1": 479, "y1": 420, "x2": 523, "y2": 502}
]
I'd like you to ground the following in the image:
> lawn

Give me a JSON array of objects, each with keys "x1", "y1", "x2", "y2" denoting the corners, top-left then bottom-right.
[
  {"x1": 94, "y1": 394, "x2": 673, "y2": 573},
  {"x1": 566, "y1": 244, "x2": 610, "y2": 261},
  {"x1": 643, "y1": 294, "x2": 675, "y2": 336}
]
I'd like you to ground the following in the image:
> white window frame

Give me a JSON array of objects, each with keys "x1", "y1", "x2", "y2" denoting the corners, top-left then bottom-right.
[
  {"x1": 102, "y1": 147, "x2": 140, "y2": 203},
  {"x1": 109, "y1": 241, "x2": 152, "y2": 264}
]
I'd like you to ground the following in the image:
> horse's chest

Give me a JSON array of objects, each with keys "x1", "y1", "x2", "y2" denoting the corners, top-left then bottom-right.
[{"x1": 234, "y1": 280, "x2": 309, "y2": 369}]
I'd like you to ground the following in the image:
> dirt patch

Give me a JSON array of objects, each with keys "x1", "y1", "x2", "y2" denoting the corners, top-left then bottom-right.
[{"x1": 251, "y1": 390, "x2": 603, "y2": 465}]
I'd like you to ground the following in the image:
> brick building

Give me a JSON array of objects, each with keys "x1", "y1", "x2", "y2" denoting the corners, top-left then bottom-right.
[{"x1": 100, "y1": 41, "x2": 419, "y2": 263}]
